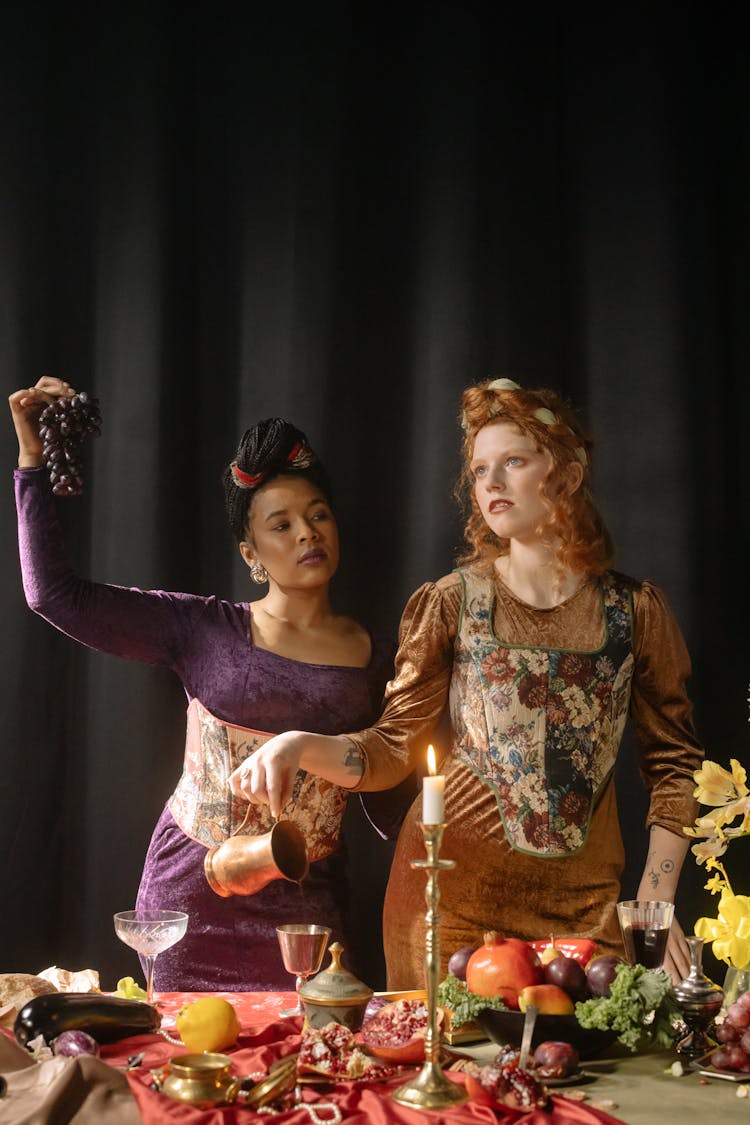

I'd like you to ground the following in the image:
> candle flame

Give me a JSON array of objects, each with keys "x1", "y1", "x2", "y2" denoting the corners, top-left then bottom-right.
[{"x1": 427, "y1": 744, "x2": 436, "y2": 776}]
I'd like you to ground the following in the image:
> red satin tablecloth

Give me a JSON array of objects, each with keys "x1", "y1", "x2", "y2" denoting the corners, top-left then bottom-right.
[{"x1": 97, "y1": 992, "x2": 625, "y2": 1125}]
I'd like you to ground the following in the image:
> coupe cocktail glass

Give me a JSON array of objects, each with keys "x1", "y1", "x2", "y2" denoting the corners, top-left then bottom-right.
[
  {"x1": 114, "y1": 908, "x2": 188, "y2": 1004},
  {"x1": 276, "y1": 923, "x2": 331, "y2": 1017}
]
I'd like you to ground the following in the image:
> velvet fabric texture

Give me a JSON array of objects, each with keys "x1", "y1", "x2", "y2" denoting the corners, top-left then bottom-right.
[
  {"x1": 349, "y1": 567, "x2": 703, "y2": 989},
  {"x1": 15, "y1": 468, "x2": 393, "y2": 990}
]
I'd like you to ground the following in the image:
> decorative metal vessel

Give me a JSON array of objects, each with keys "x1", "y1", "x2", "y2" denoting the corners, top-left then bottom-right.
[
  {"x1": 673, "y1": 935, "x2": 724, "y2": 1061},
  {"x1": 204, "y1": 819, "x2": 308, "y2": 897},
  {"x1": 299, "y1": 941, "x2": 373, "y2": 1031}
]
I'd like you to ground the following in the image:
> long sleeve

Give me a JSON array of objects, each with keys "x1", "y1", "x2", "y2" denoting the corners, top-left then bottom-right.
[
  {"x1": 349, "y1": 576, "x2": 460, "y2": 792},
  {"x1": 15, "y1": 467, "x2": 215, "y2": 670},
  {"x1": 630, "y1": 580, "x2": 703, "y2": 835}
]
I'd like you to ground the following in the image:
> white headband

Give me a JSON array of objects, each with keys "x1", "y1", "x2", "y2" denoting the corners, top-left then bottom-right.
[{"x1": 463, "y1": 379, "x2": 588, "y2": 466}]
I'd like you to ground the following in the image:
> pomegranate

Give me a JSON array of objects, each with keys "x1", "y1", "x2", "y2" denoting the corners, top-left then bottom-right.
[
  {"x1": 466, "y1": 932, "x2": 544, "y2": 1010},
  {"x1": 463, "y1": 1048, "x2": 549, "y2": 1111},
  {"x1": 360, "y1": 998, "x2": 441, "y2": 1063},
  {"x1": 298, "y1": 1021, "x2": 396, "y2": 1080}
]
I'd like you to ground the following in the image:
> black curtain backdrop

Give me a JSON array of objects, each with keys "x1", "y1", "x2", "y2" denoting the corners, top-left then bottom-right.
[{"x1": 1, "y1": 2, "x2": 748, "y2": 988}]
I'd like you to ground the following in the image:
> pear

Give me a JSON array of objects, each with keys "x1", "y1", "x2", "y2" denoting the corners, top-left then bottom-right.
[{"x1": 538, "y1": 937, "x2": 563, "y2": 967}]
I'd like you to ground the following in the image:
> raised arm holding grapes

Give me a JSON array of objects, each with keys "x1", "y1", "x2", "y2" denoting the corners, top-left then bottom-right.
[{"x1": 10, "y1": 376, "x2": 395, "y2": 990}]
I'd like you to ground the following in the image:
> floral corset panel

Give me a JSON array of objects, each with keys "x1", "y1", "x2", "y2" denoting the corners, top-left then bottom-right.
[
  {"x1": 450, "y1": 569, "x2": 635, "y2": 857},
  {"x1": 168, "y1": 698, "x2": 348, "y2": 862}
]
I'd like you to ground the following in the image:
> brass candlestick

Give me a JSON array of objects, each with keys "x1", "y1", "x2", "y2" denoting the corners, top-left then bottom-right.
[{"x1": 392, "y1": 822, "x2": 467, "y2": 1111}]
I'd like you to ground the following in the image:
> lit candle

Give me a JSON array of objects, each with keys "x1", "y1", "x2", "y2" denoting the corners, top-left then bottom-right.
[{"x1": 422, "y1": 744, "x2": 445, "y2": 824}]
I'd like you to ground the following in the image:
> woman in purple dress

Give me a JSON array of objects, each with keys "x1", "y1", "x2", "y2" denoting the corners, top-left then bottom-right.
[{"x1": 10, "y1": 375, "x2": 394, "y2": 991}]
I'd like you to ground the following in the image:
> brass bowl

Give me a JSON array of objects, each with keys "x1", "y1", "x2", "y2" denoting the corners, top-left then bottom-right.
[{"x1": 154, "y1": 1053, "x2": 296, "y2": 1109}]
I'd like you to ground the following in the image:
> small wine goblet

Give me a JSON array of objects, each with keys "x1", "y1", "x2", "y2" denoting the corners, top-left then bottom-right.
[
  {"x1": 616, "y1": 900, "x2": 674, "y2": 971},
  {"x1": 114, "y1": 908, "x2": 189, "y2": 1005},
  {"x1": 276, "y1": 923, "x2": 331, "y2": 1018}
]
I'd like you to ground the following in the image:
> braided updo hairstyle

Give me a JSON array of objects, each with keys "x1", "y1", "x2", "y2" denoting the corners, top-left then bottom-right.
[
  {"x1": 456, "y1": 379, "x2": 614, "y2": 576},
  {"x1": 223, "y1": 418, "x2": 332, "y2": 541}
]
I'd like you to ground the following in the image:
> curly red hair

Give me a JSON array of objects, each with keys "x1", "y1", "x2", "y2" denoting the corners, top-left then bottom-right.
[{"x1": 456, "y1": 379, "x2": 614, "y2": 576}]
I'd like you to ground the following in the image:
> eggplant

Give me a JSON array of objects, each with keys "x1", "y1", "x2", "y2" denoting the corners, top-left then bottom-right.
[{"x1": 14, "y1": 992, "x2": 161, "y2": 1047}]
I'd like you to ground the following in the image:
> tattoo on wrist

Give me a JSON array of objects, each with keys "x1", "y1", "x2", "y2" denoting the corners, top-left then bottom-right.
[
  {"x1": 647, "y1": 870, "x2": 660, "y2": 889},
  {"x1": 660, "y1": 859, "x2": 675, "y2": 874}
]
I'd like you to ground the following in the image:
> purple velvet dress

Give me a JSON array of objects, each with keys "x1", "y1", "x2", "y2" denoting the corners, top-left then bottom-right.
[{"x1": 15, "y1": 468, "x2": 393, "y2": 990}]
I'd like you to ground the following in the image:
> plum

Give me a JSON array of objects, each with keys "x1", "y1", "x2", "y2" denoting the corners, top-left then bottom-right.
[
  {"x1": 585, "y1": 955, "x2": 622, "y2": 998},
  {"x1": 448, "y1": 945, "x2": 479, "y2": 982},
  {"x1": 533, "y1": 1040, "x2": 580, "y2": 1079},
  {"x1": 543, "y1": 955, "x2": 588, "y2": 999}
]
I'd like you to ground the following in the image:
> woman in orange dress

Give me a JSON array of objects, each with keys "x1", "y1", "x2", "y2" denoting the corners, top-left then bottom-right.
[{"x1": 230, "y1": 378, "x2": 703, "y2": 986}]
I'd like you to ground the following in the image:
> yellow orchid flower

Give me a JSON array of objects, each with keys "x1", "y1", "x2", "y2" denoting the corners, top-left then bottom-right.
[
  {"x1": 704, "y1": 872, "x2": 727, "y2": 896},
  {"x1": 689, "y1": 758, "x2": 750, "y2": 967},
  {"x1": 693, "y1": 759, "x2": 747, "y2": 806},
  {"x1": 690, "y1": 834, "x2": 729, "y2": 864},
  {"x1": 694, "y1": 889, "x2": 750, "y2": 968},
  {"x1": 729, "y1": 758, "x2": 748, "y2": 791},
  {"x1": 708, "y1": 796, "x2": 750, "y2": 832}
]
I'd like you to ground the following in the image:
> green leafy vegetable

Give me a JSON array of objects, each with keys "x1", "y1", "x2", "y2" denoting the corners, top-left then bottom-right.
[
  {"x1": 114, "y1": 976, "x2": 148, "y2": 1001},
  {"x1": 575, "y1": 963, "x2": 681, "y2": 1051},
  {"x1": 437, "y1": 973, "x2": 508, "y2": 1027}
]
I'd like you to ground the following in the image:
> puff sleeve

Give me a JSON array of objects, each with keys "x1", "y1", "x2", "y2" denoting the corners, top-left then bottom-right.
[
  {"x1": 349, "y1": 577, "x2": 460, "y2": 792},
  {"x1": 630, "y1": 580, "x2": 703, "y2": 835}
]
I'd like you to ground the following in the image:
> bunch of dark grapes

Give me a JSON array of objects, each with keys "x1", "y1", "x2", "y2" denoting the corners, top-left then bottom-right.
[
  {"x1": 711, "y1": 988, "x2": 750, "y2": 1071},
  {"x1": 39, "y1": 391, "x2": 102, "y2": 497}
]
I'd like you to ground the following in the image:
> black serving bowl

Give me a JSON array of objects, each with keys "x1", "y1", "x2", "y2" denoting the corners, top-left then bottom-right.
[{"x1": 476, "y1": 1008, "x2": 618, "y2": 1060}]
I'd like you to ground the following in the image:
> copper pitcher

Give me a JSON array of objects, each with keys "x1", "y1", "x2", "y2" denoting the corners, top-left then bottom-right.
[{"x1": 204, "y1": 819, "x2": 309, "y2": 897}]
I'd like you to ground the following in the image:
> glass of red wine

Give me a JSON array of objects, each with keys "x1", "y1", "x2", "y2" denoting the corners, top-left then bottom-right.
[{"x1": 616, "y1": 900, "x2": 674, "y2": 970}]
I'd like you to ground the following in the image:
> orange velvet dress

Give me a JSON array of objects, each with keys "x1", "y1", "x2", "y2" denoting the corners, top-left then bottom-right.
[{"x1": 349, "y1": 566, "x2": 703, "y2": 990}]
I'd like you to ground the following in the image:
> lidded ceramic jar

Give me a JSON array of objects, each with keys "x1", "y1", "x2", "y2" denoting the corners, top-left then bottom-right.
[{"x1": 299, "y1": 941, "x2": 373, "y2": 1030}]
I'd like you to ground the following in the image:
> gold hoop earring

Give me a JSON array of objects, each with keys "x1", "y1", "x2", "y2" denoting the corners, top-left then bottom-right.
[{"x1": 250, "y1": 562, "x2": 268, "y2": 584}]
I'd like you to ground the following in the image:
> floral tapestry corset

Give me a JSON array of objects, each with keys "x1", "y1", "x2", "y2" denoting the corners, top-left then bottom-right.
[
  {"x1": 450, "y1": 569, "x2": 635, "y2": 857},
  {"x1": 168, "y1": 698, "x2": 348, "y2": 861}
]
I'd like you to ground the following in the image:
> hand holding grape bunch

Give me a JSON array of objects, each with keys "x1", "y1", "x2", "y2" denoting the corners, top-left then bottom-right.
[{"x1": 9, "y1": 376, "x2": 101, "y2": 494}]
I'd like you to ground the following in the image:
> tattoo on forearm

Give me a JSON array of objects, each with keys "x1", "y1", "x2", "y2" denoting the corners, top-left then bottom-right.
[
  {"x1": 645, "y1": 858, "x2": 675, "y2": 890},
  {"x1": 343, "y1": 744, "x2": 364, "y2": 776}
]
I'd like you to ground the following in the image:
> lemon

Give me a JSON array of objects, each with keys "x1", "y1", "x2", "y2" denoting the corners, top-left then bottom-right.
[{"x1": 175, "y1": 997, "x2": 241, "y2": 1053}]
